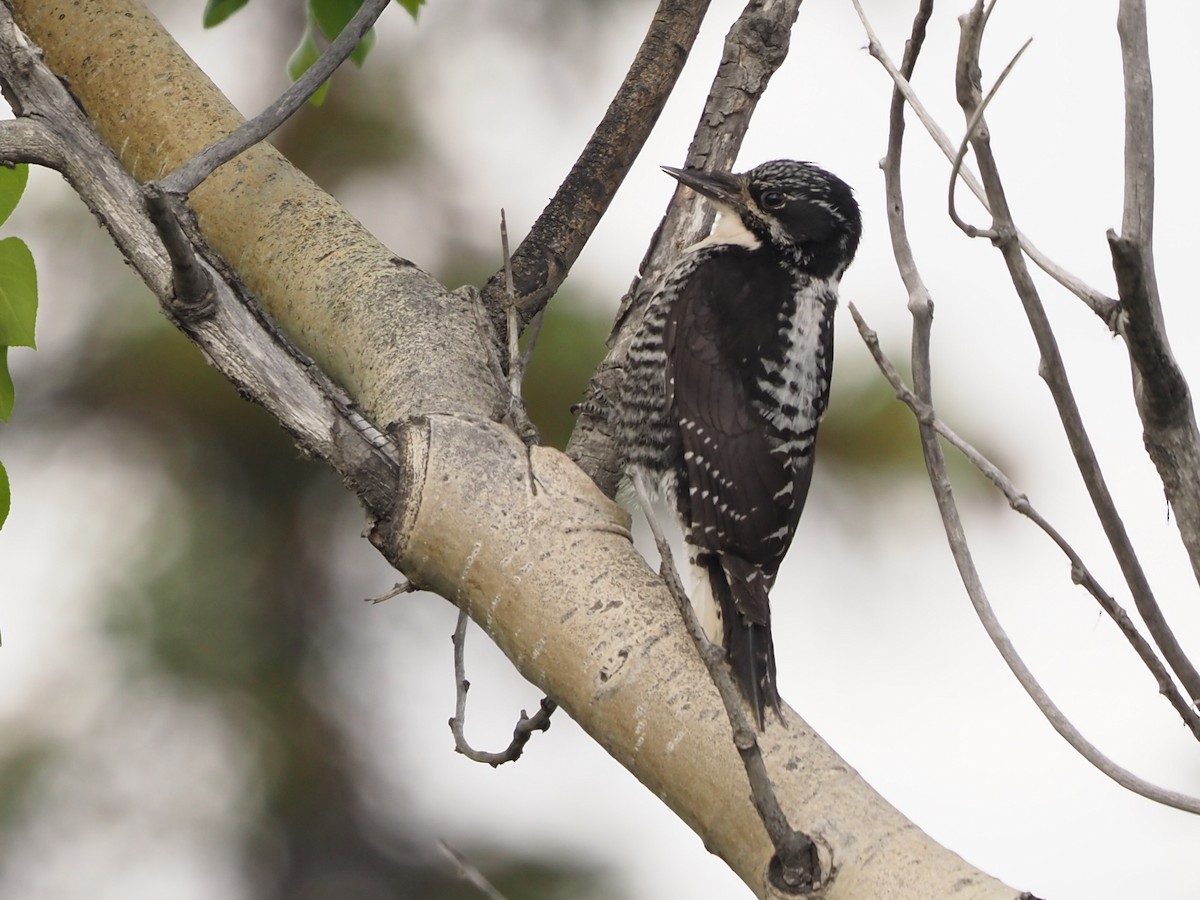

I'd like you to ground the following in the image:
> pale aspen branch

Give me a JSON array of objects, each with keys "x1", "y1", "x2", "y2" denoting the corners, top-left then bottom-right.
[
  {"x1": 480, "y1": 0, "x2": 713, "y2": 329},
  {"x1": 569, "y1": 0, "x2": 805, "y2": 499},
  {"x1": 632, "y1": 481, "x2": 821, "y2": 894},
  {"x1": 954, "y1": 0, "x2": 1200, "y2": 708},
  {"x1": 448, "y1": 609, "x2": 557, "y2": 767},
  {"x1": 0, "y1": 1, "x2": 400, "y2": 509},
  {"x1": 1110, "y1": 0, "x2": 1200, "y2": 591},
  {"x1": 849, "y1": 0, "x2": 1120, "y2": 328},
  {"x1": 155, "y1": 0, "x2": 391, "y2": 197},
  {"x1": 448, "y1": 217, "x2": 555, "y2": 759}
]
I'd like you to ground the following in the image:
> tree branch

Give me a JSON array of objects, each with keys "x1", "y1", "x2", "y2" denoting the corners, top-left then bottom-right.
[
  {"x1": 0, "y1": 15, "x2": 404, "y2": 530},
  {"x1": 448, "y1": 609, "x2": 557, "y2": 767},
  {"x1": 851, "y1": 304, "x2": 1200, "y2": 815},
  {"x1": 953, "y1": 0, "x2": 1200, "y2": 707},
  {"x1": 849, "y1": 0, "x2": 1121, "y2": 328},
  {"x1": 155, "y1": 0, "x2": 392, "y2": 197},
  {"x1": 851, "y1": 305, "x2": 1200, "y2": 744},
  {"x1": 437, "y1": 840, "x2": 510, "y2": 900},
  {"x1": 479, "y1": 0, "x2": 713, "y2": 332},
  {"x1": 1108, "y1": 0, "x2": 1200, "y2": 591}
]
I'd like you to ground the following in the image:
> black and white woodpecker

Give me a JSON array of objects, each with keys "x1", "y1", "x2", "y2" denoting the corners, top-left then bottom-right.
[{"x1": 614, "y1": 159, "x2": 862, "y2": 728}]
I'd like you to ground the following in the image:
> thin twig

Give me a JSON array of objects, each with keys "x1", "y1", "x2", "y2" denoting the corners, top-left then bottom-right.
[
  {"x1": 849, "y1": 309, "x2": 1200, "y2": 814},
  {"x1": 155, "y1": 0, "x2": 392, "y2": 197},
  {"x1": 948, "y1": 37, "x2": 1032, "y2": 239},
  {"x1": 631, "y1": 480, "x2": 820, "y2": 893},
  {"x1": 437, "y1": 840, "x2": 510, "y2": 900},
  {"x1": 364, "y1": 580, "x2": 415, "y2": 604},
  {"x1": 849, "y1": 0, "x2": 1120, "y2": 326},
  {"x1": 501, "y1": 209, "x2": 520, "y2": 391},
  {"x1": 479, "y1": 0, "x2": 714, "y2": 331},
  {"x1": 954, "y1": 0, "x2": 1200, "y2": 707},
  {"x1": 498, "y1": 210, "x2": 540, "y2": 448},
  {"x1": 516, "y1": 307, "x2": 545, "y2": 382},
  {"x1": 850, "y1": 304, "x2": 1200, "y2": 742},
  {"x1": 447, "y1": 609, "x2": 557, "y2": 767}
]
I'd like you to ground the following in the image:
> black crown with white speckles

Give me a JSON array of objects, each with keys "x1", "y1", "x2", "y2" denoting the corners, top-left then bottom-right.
[{"x1": 742, "y1": 159, "x2": 862, "y2": 279}]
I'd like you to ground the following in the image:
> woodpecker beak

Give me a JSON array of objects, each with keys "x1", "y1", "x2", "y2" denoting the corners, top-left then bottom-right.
[{"x1": 661, "y1": 166, "x2": 744, "y2": 207}]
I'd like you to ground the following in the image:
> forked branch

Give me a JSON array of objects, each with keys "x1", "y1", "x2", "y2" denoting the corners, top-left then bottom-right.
[
  {"x1": 155, "y1": 0, "x2": 392, "y2": 197},
  {"x1": 851, "y1": 307, "x2": 1200, "y2": 815},
  {"x1": 849, "y1": 0, "x2": 1120, "y2": 327}
]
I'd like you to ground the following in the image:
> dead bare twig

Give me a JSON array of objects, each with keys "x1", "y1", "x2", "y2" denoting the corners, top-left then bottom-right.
[
  {"x1": 1108, "y1": 0, "x2": 1200, "y2": 591},
  {"x1": 849, "y1": 0, "x2": 1120, "y2": 327},
  {"x1": 155, "y1": 0, "x2": 391, "y2": 197},
  {"x1": 437, "y1": 840, "x2": 510, "y2": 900},
  {"x1": 448, "y1": 609, "x2": 557, "y2": 767},
  {"x1": 849, "y1": 307, "x2": 1200, "y2": 815},
  {"x1": 861, "y1": 0, "x2": 1200, "y2": 813},
  {"x1": 953, "y1": 0, "x2": 1200, "y2": 707}
]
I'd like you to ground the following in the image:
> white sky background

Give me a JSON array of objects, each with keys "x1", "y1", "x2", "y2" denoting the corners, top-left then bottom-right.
[{"x1": 3, "y1": 0, "x2": 1200, "y2": 898}]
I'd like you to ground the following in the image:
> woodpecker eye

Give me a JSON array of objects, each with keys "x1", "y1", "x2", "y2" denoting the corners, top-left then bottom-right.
[{"x1": 761, "y1": 190, "x2": 786, "y2": 210}]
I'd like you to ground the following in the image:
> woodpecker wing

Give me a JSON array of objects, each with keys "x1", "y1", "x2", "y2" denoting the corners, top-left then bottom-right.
[{"x1": 663, "y1": 249, "x2": 809, "y2": 610}]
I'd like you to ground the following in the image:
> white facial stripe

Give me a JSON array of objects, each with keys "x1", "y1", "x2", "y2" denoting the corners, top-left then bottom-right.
[{"x1": 687, "y1": 203, "x2": 760, "y2": 252}]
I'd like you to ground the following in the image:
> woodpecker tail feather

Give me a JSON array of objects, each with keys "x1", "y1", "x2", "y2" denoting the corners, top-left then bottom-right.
[{"x1": 698, "y1": 554, "x2": 781, "y2": 729}]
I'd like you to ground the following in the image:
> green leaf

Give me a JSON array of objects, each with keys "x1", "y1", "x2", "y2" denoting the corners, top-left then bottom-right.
[
  {"x1": 396, "y1": 0, "x2": 424, "y2": 19},
  {"x1": 0, "y1": 164, "x2": 28, "y2": 229},
  {"x1": 0, "y1": 237, "x2": 37, "y2": 349},
  {"x1": 0, "y1": 346, "x2": 12, "y2": 421},
  {"x1": 287, "y1": 29, "x2": 331, "y2": 107},
  {"x1": 0, "y1": 458, "x2": 9, "y2": 530},
  {"x1": 202, "y1": 0, "x2": 251, "y2": 28},
  {"x1": 309, "y1": 0, "x2": 359, "y2": 41},
  {"x1": 309, "y1": 0, "x2": 375, "y2": 67},
  {"x1": 350, "y1": 26, "x2": 375, "y2": 67}
]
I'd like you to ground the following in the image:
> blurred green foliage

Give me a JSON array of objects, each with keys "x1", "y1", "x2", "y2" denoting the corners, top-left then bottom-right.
[{"x1": 0, "y1": 162, "x2": 36, "y2": 529}]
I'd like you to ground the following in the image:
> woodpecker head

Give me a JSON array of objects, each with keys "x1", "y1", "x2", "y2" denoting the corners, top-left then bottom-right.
[{"x1": 662, "y1": 159, "x2": 861, "y2": 280}]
